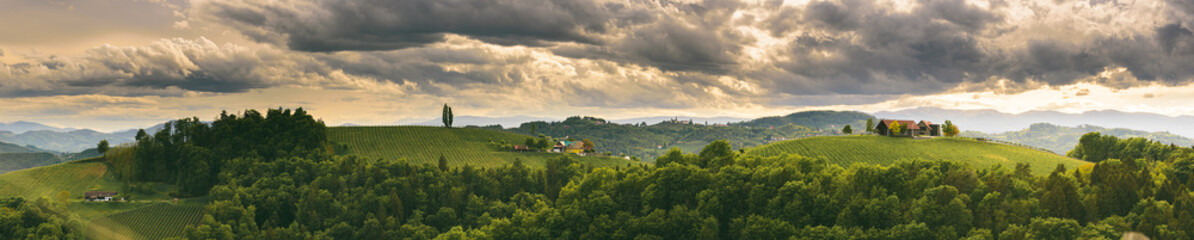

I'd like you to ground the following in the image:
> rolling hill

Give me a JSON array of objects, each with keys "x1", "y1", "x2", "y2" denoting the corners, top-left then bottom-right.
[
  {"x1": 0, "y1": 160, "x2": 122, "y2": 200},
  {"x1": 732, "y1": 110, "x2": 873, "y2": 129},
  {"x1": 0, "y1": 152, "x2": 66, "y2": 174},
  {"x1": 0, "y1": 158, "x2": 201, "y2": 240},
  {"x1": 745, "y1": 135, "x2": 1089, "y2": 175},
  {"x1": 328, "y1": 126, "x2": 639, "y2": 168},
  {"x1": 0, "y1": 140, "x2": 50, "y2": 153}
]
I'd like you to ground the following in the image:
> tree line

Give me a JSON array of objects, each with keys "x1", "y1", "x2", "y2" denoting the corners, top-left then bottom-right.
[{"x1": 179, "y1": 137, "x2": 1194, "y2": 239}]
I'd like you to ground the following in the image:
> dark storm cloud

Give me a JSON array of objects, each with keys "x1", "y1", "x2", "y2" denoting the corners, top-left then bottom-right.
[
  {"x1": 199, "y1": 0, "x2": 745, "y2": 73},
  {"x1": 204, "y1": 0, "x2": 613, "y2": 52},
  {"x1": 763, "y1": 0, "x2": 999, "y2": 95},
  {"x1": 761, "y1": 0, "x2": 1194, "y2": 95},
  {"x1": 992, "y1": 25, "x2": 1194, "y2": 88}
]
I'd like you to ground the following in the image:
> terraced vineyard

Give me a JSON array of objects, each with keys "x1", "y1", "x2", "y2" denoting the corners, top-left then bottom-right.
[
  {"x1": 87, "y1": 203, "x2": 206, "y2": 240},
  {"x1": 746, "y1": 135, "x2": 1090, "y2": 175},
  {"x1": 0, "y1": 161, "x2": 120, "y2": 199},
  {"x1": 329, "y1": 126, "x2": 639, "y2": 168}
]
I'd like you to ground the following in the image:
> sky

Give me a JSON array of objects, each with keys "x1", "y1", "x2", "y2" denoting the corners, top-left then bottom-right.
[{"x1": 2, "y1": 0, "x2": 1194, "y2": 132}]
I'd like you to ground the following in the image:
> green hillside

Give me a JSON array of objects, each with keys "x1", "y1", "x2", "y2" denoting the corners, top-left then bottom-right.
[
  {"x1": 87, "y1": 203, "x2": 206, "y2": 240},
  {"x1": 0, "y1": 141, "x2": 47, "y2": 153},
  {"x1": 746, "y1": 135, "x2": 1089, "y2": 175},
  {"x1": 0, "y1": 161, "x2": 121, "y2": 199},
  {"x1": 0, "y1": 152, "x2": 65, "y2": 174},
  {"x1": 328, "y1": 126, "x2": 639, "y2": 168}
]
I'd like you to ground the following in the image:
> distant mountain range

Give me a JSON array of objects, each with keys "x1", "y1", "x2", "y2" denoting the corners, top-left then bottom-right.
[
  {"x1": 963, "y1": 123, "x2": 1194, "y2": 155},
  {"x1": 0, "y1": 123, "x2": 164, "y2": 153},
  {"x1": 0, "y1": 121, "x2": 77, "y2": 134},
  {"x1": 874, "y1": 107, "x2": 1194, "y2": 138}
]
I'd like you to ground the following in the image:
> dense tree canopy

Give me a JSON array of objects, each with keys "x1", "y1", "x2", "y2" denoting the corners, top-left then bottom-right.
[
  {"x1": 179, "y1": 132, "x2": 1194, "y2": 239},
  {"x1": 0, "y1": 197, "x2": 81, "y2": 239},
  {"x1": 120, "y1": 108, "x2": 327, "y2": 197},
  {"x1": 1068, "y1": 132, "x2": 1180, "y2": 162}
]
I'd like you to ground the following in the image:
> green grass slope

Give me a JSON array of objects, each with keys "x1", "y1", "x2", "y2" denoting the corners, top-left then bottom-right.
[
  {"x1": 746, "y1": 136, "x2": 1090, "y2": 175},
  {"x1": 0, "y1": 161, "x2": 120, "y2": 199},
  {"x1": 329, "y1": 126, "x2": 639, "y2": 168},
  {"x1": 87, "y1": 203, "x2": 206, "y2": 240}
]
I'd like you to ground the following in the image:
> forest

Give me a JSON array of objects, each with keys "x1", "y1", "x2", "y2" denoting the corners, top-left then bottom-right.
[
  {"x1": 175, "y1": 120, "x2": 1194, "y2": 239},
  {"x1": 109, "y1": 108, "x2": 327, "y2": 197}
]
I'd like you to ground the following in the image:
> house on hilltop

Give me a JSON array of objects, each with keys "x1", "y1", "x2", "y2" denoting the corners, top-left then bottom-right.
[
  {"x1": 85, "y1": 191, "x2": 117, "y2": 201},
  {"x1": 876, "y1": 119, "x2": 944, "y2": 137},
  {"x1": 876, "y1": 119, "x2": 921, "y2": 136},
  {"x1": 552, "y1": 140, "x2": 586, "y2": 154}
]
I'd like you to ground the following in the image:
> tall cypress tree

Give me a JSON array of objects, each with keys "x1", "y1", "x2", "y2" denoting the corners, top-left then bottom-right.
[{"x1": 442, "y1": 104, "x2": 454, "y2": 128}]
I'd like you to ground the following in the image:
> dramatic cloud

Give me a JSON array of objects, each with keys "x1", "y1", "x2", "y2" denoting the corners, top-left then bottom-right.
[
  {"x1": 0, "y1": 38, "x2": 380, "y2": 97},
  {"x1": 9, "y1": 0, "x2": 1194, "y2": 131},
  {"x1": 195, "y1": 0, "x2": 615, "y2": 51},
  {"x1": 185, "y1": 0, "x2": 1194, "y2": 97}
]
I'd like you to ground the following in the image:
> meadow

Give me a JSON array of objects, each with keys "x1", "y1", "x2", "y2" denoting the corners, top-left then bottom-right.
[
  {"x1": 328, "y1": 126, "x2": 640, "y2": 168},
  {"x1": 746, "y1": 135, "x2": 1090, "y2": 175}
]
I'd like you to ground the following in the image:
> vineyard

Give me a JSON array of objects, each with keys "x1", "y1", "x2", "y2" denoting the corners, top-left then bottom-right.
[
  {"x1": 745, "y1": 135, "x2": 1089, "y2": 175},
  {"x1": 87, "y1": 203, "x2": 206, "y2": 240},
  {"x1": 0, "y1": 161, "x2": 121, "y2": 199},
  {"x1": 328, "y1": 126, "x2": 638, "y2": 168}
]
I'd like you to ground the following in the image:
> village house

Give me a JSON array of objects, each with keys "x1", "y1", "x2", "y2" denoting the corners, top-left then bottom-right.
[
  {"x1": 85, "y1": 191, "x2": 118, "y2": 201},
  {"x1": 875, "y1": 119, "x2": 921, "y2": 137},
  {"x1": 918, "y1": 120, "x2": 942, "y2": 136},
  {"x1": 553, "y1": 140, "x2": 586, "y2": 154}
]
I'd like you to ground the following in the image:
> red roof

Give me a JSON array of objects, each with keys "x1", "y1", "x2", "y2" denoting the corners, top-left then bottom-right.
[
  {"x1": 918, "y1": 120, "x2": 934, "y2": 126},
  {"x1": 880, "y1": 119, "x2": 920, "y2": 130}
]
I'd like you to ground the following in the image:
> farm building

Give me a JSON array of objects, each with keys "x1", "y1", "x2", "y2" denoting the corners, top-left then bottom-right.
[
  {"x1": 85, "y1": 191, "x2": 118, "y2": 201},
  {"x1": 513, "y1": 145, "x2": 531, "y2": 152},
  {"x1": 918, "y1": 121, "x2": 942, "y2": 136},
  {"x1": 875, "y1": 119, "x2": 922, "y2": 137},
  {"x1": 552, "y1": 140, "x2": 587, "y2": 154}
]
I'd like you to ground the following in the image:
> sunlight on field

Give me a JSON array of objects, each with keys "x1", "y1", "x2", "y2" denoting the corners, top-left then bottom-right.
[
  {"x1": 329, "y1": 126, "x2": 639, "y2": 168},
  {"x1": 747, "y1": 136, "x2": 1088, "y2": 175}
]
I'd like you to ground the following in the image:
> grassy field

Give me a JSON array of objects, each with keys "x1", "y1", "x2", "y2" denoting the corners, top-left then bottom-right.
[
  {"x1": 745, "y1": 135, "x2": 1090, "y2": 175},
  {"x1": 329, "y1": 126, "x2": 641, "y2": 168},
  {"x1": 86, "y1": 202, "x2": 207, "y2": 240}
]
